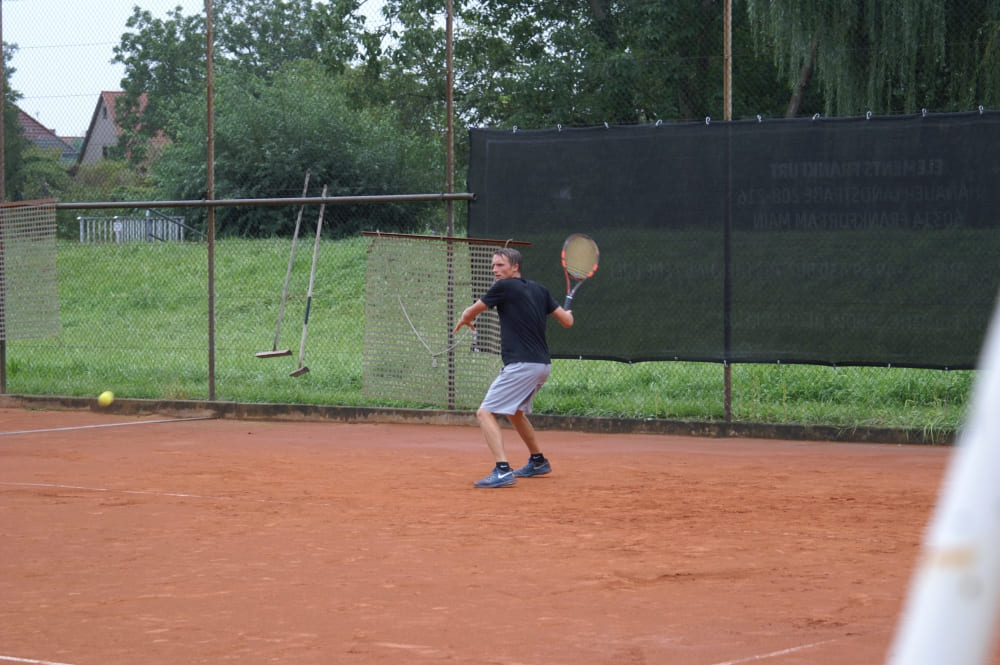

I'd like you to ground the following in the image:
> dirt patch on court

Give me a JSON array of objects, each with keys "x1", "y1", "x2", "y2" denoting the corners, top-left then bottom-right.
[{"x1": 0, "y1": 407, "x2": 982, "y2": 665}]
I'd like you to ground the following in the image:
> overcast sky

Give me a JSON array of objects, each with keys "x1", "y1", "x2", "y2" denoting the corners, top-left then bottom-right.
[
  {"x1": 5, "y1": 0, "x2": 389, "y2": 138},
  {"x1": 4, "y1": 1, "x2": 206, "y2": 137}
]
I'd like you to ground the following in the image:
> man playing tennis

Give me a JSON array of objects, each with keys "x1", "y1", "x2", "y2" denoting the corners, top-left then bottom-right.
[{"x1": 454, "y1": 247, "x2": 575, "y2": 488}]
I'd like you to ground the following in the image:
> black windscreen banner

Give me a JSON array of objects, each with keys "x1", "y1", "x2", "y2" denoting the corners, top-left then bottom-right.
[{"x1": 467, "y1": 113, "x2": 1000, "y2": 368}]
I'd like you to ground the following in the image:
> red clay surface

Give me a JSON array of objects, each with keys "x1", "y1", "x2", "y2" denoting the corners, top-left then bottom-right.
[{"x1": 0, "y1": 407, "x2": 991, "y2": 665}]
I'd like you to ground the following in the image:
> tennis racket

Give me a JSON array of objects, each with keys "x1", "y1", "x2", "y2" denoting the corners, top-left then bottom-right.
[{"x1": 561, "y1": 233, "x2": 599, "y2": 309}]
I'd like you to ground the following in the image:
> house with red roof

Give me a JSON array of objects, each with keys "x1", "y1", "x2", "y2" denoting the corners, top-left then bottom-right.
[
  {"x1": 78, "y1": 91, "x2": 131, "y2": 164},
  {"x1": 77, "y1": 91, "x2": 167, "y2": 165},
  {"x1": 16, "y1": 106, "x2": 79, "y2": 164}
]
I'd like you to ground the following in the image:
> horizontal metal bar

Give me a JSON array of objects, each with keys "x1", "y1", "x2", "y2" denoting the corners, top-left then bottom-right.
[
  {"x1": 362, "y1": 231, "x2": 530, "y2": 246},
  {"x1": 57, "y1": 192, "x2": 476, "y2": 211}
]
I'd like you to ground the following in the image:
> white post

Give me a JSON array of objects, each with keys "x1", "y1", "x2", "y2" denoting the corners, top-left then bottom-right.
[{"x1": 887, "y1": 292, "x2": 1000, "y2": 665}]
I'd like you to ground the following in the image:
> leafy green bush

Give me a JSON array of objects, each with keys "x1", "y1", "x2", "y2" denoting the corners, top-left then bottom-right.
[{"x1": 153, "y1": 61, "x2": 444, "y2": 238}]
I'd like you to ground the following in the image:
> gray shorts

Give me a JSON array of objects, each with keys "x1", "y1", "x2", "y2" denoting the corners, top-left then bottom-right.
[{"x1": 479, "y1": 362, "x2": 552, "y2": 415}]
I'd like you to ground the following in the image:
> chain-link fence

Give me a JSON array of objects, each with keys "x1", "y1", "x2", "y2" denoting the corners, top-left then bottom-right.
[
  {"x1": 2, "y1": 200, "x2": 974, "y2": 432},
  {"x1": 3, "y1": 0, "x2": 994, "y2": 431}
]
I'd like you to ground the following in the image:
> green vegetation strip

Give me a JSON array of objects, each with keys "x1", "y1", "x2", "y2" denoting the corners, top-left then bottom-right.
[{"x1": 4, "y1": 238, "x2": 972, "y2": 436}]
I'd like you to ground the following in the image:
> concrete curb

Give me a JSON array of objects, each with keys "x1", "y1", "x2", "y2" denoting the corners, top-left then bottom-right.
[{"x1": 0, "y1": 394, "x2": 955, "y2": 446}]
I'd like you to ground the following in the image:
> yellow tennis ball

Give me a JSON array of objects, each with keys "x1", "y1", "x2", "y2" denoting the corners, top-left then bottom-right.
[{"x1": 98, "y1": 390, "x2": 114, "y2": 407}]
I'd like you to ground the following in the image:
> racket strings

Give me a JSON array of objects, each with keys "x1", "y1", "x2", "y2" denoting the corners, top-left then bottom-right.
[{"x1": 563, "y1": 240, "x2": 599, "y2": 279}]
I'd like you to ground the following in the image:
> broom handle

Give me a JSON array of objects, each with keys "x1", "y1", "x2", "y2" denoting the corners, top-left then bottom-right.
[
  {"x1": 296, "y1": 184, "x2": 327, "y2": 368},
  {"x1": 272, "y1": 170, "x2": 311, "y2": 350}
]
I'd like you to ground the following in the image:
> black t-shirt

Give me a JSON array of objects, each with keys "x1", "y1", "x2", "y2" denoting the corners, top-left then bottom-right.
[{"x1": 481, "y1": 278, "x2": 559, "y2": 365}]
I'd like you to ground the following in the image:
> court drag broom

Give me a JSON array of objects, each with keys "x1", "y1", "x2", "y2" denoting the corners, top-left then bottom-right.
[
  {"x1": 290, "y1": 184, "x2": 327, "y2": 377},
  {"x1": 256, "y1": 170, "x2": 311, "y2": 358}
]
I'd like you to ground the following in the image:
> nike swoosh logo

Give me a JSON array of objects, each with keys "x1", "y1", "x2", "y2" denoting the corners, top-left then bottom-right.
[{"x1": 498, "y1": 472, "x2": 513, "y2": 479}]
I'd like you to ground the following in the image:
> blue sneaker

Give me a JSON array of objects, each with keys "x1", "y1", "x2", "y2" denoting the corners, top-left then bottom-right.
[
  {"x1": 513, "y1": 459, "x2": 551, "y2": 477},
  {"x1": 474, "y1": 467, "x2": 516, "y2": 488}
]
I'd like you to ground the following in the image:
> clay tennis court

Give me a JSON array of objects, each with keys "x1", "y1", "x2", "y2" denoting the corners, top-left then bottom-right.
[{"x1": 0, "y1": 405, "x2": 983, "y2": 665}]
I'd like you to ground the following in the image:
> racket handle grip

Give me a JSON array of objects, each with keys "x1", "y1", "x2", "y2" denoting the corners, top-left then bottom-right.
[{"x1": 563, "y1": 294, "x2": 573, "y2": 309}]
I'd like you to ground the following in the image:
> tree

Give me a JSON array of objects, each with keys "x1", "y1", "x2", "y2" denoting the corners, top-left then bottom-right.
[
  {"x1": 14, "y1": 145, "x2": 72, "y2": 201},
  {"x1": 215, "y1": 0, "x2": 364, "y2": 77},
  {"x1": 113, "y1": 6, "x2": 207, "y2": 150},
  {"x1": 935, "y1": 0, "x2": 1000, "y2": 111},
  {"x1": 375, "y1": 0, "x2": 768, "y2": 127},
  {"x1": 112, "y1": 0, "x2": 367, "y2": 158},
  {"x1": 389, "y1": 0, "x2": 686, "y2": 127},
  {"x1": 2, "y1": 42, "x2": 31, "y2": 201},
  {"x1": 743, "y1": 0, "x2": 1000, "y2": 116},
  {"x1": 153, "y1": 60, "x2": 443, "y2": 237}
]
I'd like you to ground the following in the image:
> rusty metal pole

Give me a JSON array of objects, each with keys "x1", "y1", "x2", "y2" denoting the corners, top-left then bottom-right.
[
  {"x1": 723, "y1": 0, "x2": 733, "y2": 422},
  {"x1": 205, "y1": 0, "x2": 217, "y2": 400},
  {"x1": 445, "y1": 0, "x2": 455, "y2": 236},
  {"x1": 1, "y1": 0, "x2": 7, "y2": 394},
  {"x1": 445, "y1": 0, "x2": 457, "y2": 408}
]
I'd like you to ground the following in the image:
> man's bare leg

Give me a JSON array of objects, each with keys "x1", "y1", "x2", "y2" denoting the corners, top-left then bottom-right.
[
  {"x1": 507, "y1": 410, "x2": 551, "y2": 477},
  {"x1": 507, "y1": 410, "x2": 541, "y2": 455},
  {"x1": 476, "y1": 408, "x2": 508, "y2": 463}
]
